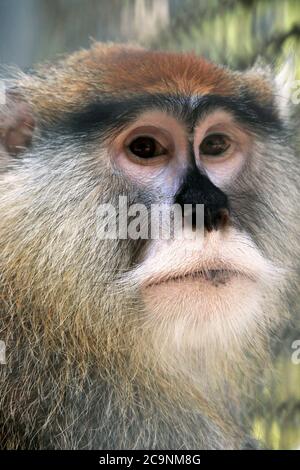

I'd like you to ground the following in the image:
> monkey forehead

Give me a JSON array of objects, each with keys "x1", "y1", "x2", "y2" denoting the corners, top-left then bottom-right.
[{"x1": 17, "y1": 43, "x2": 274, "y2": 122}]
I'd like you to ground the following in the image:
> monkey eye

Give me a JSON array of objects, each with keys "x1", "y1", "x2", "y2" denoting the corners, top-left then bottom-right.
[
  {"x1": 199, "y1": 134, "x2": 231, "y2": 157},
  {"x1": 128, "y1": 136, "x2": 167, "y2": 159}
]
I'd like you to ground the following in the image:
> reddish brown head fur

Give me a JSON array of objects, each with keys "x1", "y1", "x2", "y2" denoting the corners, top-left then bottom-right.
[{"x1": 15, "y1": 43, "x2": 273, "y2": 124}]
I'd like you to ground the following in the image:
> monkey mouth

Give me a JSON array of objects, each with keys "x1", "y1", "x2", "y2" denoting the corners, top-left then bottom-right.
[{"x1": 144, "y1": 267, "x2": 253, "y2": 288}]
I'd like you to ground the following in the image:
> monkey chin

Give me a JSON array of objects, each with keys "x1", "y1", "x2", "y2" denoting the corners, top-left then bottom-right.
[
  {"x1": 130, "y1": 229, "x2": 285, "y2": 374},
  {"x1": 142, "y1": 271, "x2": 260, "y2": 340},
  {"x1": 140, "y1": 271, "x2": 277, "y2": 379}
]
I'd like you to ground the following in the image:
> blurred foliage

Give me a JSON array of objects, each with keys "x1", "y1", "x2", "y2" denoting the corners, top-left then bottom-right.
[
  {"x1": 253, "y1": 359, "x2": 300, "y2": 449},
  {"x1": 151, "y1": 0, "x2": 300, "y2": 74},
  {"x1": 0, "y1": 0, "x2": 299, "y2": 449}
]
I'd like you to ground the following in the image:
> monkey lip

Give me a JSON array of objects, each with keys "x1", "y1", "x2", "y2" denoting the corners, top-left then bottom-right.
[{"x1": 143, "y1": 266, "x2": 254, "y2": 288}]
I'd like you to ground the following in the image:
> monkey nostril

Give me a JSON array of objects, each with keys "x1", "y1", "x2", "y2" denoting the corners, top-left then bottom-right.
[
  {"x1": 204, "y1": 207, "x2": 213, "y2": 232},
  {"x1": 204, "y1": 206, "x2": 230, "y2": 232},
  {"x1": 216, "y1": 207, "x2": 230, "y2": 229}
]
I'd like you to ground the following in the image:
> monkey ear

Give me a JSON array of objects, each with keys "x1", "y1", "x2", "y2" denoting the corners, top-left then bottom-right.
[
  {"x1": 274, "y1": 55, "x2": 296, "y2": 120},
  {"x1": 250, "y1": 56, "x2": 296, "y2": 120},
  {"x1": 0, "y1": 90, "x2": 35, "y2": 159}
]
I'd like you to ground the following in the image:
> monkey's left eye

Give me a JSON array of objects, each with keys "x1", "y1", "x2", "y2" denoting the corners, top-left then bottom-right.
[
  {"x1": 127, "y1": 136, "x2": 167, "y2": 160},
  {"x1": 199, "y1": 134, "x2": 231, "y2": 157}
]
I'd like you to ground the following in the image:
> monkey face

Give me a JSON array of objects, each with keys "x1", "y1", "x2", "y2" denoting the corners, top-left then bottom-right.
[
  {"x1": 0, "y1": 44, "x2": 298, "y2": 375},
  {"x1": 107, "y1": 106, "x2": 285, "y2": 363}
]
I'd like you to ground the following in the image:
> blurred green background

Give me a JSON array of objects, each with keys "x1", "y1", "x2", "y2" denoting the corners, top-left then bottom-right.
[{"x1": 0, "y1": 0, "x2": 299, "y2": 450}]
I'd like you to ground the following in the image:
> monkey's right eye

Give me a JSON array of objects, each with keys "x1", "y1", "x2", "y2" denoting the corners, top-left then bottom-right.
[{"x1": 128, "y1": 136, "x2": 167, "y2": 160}]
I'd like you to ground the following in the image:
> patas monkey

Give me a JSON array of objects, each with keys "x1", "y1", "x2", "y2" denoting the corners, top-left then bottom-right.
[{"x1": 0, "y1": 44, "x2": 299, "y2": 449}]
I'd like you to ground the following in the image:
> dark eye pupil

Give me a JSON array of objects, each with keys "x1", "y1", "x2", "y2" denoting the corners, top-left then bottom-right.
[
  {"x1": 200, "y1": 134, "x2": 230, "y2": 156},
  {"x1": 129, "y1": 137, "x2": 156, "y2": 159}
]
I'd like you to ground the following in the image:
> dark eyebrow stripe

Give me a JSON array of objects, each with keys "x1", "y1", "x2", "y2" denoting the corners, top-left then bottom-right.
[
  {"x1": 43, "y1": 92, "x2": 283, "y2": 139},
  {"x1": 193, "y1": 93, "x2": 283, "y2": 134},
  {"x1": 42, "y1": 96, "x2": 161, "y2": 138}
]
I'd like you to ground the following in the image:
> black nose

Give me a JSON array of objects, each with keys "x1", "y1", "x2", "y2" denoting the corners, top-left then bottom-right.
[{"x1": 174, "y1": 168, "x2": 230, "y2": 232}]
